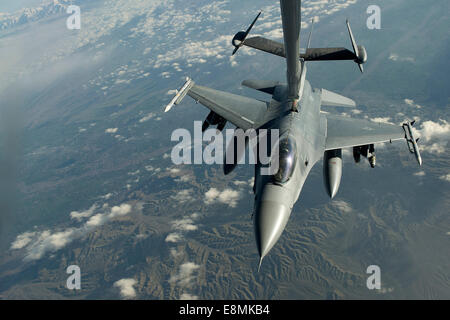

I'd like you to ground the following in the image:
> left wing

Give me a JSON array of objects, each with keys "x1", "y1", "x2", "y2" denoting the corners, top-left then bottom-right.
[
  {"x1": 325, "y1": 114, "x2": 405, "y2": 150},
  {"x1": 165, "y1": 78, "x2": 269, "y2": 130}
]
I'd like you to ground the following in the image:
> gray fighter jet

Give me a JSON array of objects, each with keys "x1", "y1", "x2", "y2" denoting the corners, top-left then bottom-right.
[{"x1": 164, "y1": 0, "x2": 422, "y2": 270}]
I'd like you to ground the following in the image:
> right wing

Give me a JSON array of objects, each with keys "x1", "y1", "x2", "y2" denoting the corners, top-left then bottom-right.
[
  {"x1": 165, "y1": 78, "x2": 269, "y2": 130},
  {"x1": 325, "y1": 114, "x2": 405, "y2": 150}
]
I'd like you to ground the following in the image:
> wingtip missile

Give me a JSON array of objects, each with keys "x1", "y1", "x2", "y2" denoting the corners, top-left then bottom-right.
[
  {"x1": 403, "y1": 121, "x2": 423, "y2": 166},
  {"x1": 163, "y1": 77, "x2": 194, "y2": 112}
]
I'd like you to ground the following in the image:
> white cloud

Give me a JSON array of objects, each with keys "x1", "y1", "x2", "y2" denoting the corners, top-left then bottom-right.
[
  {"x1": 10, "y1": 232, "x2": 36, "y2": 250},
  {"x1": 114, "y1": 278, "x2": 137, "y2": 299},
  {"x1": 101, "y1": 193, "x2": 113, "y2": 200},
  {"x1": 153, "y1": 34, "x2": 233, "y2": 68},
  {"x1": 371, "y1": 117, "x2": 393, "y2": 125},
  {"x1": 204, "y1": 188, "x2": 241, "y2": 208},
  {"x1": 389, "y1": 54, "x2": 415, "y2": 63},
  {"x1": 165, "y1": 213, "x2": 199, "y2": 243},
  {"x1": 70, "y1": 204, "x2": 98, "y2": 221},
  {"x1": 18, "y1": 229, "x2": 79, "y2": 262},
  {"x1": 169, "y1": 262, "x2": 200, "y2": 287},
  {"x1": 413, "y1": 119, "x2": 450, "y2": 154},
  {"x1": 165, "y1": 232, "x2": 183, "y2": 243},
  {"x1": 264, "y1": 28, "x2": 284, "y2": 39},
  {"x1": 170, "y1": 248, "x2": 183, "y2": 258},
  {"x1": 11, "y1": 202, "x2": 134, "y2": 261},
  {"x1": 332, "y1": 200, "x2": 352, "y2": 213},
  {"x1": 86, "y1": 203, "x2": 131, "y2": 227},
  {"x1": 171, "y1": 189, "x2": 195, "y2": 203},
  {"x1": 404, "y1": 98, "x2": 422, "y2": 109},
  {"x1": 413, "y1": 171, "x2": 426, "y2": 177},
  {"x1": 172, "y1": 217, "x2": 198, "y2": 232},
  {"x1": 167, "y1": 168, "x2": 181, "y2": 174},
  {"x1": 439, "y1": 174, "x2": 450, "y2": 182},
  {"x1": 180, "y1": 293, "x2": 199, "y2": 300},
  {"x1": 128, "y1": 170, "x2": 140, "y2": 176},
  {"x1": 105, "y1": 128, "x2": 118, "y2": 134}
]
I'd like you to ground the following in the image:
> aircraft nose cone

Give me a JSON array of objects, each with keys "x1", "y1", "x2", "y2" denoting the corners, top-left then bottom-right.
[{"x1": 254, "y1": 200, "x2": 291, "y2": 262}]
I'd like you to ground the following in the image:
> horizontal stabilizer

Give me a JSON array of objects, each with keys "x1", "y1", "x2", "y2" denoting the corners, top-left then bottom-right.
[
  {"x1": 242, "y1": 79, "x2": 280, "y2": 95},
  {"x1": 303, "y1": 47, "x2": 355, "y2": 61},
  {"x1": 243, "y1": 37, "x2": 358, "y2": 63},
  {"x1": 321, "y1": 89, "x2": 356, "y2": 107},
  {"x1": 244, "y1": 36, "x2": 286, "y2": 57}
]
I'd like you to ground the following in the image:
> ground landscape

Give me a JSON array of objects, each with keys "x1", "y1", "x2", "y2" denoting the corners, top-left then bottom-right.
[{"x1": 0, "y1": 0, "x2": 448, "y2": 299}]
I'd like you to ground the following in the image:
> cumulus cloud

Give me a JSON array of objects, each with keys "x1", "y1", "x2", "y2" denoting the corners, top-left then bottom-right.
[
  {"x1": 11, "y1": 202, "x2": 134, "y2": 261},
  {"x1": 10, "y1": 232, "x2": 36, "y2": 250},
  {"x1": 404, "y1": 98, "x2": 422, "y2": 109},
  {"x1": 204, "y1": 188, "x2": 241, "y2": 208},
  {"x1": 105, "y1": 128, "x2": 118, "y2": 134},
  {"x1": 169, "y1": 262, "x2": 200, "y2": 287},
  {"x1": 167, "y1": 168, "x2": 181, "y2": 174},
  {"x1": 180, "y1": 293, "x2": 199, "y2": 300},
  {"x1": 86, "y1": 203, "x2": 132, "y2": 228},
  {"x1": 70, "y1": 204, "x2": 98, "y2": 221},
  {"x1": 332, "y1": 200, "x2": 352, "y2": 213},
  {"x1": 145, "y1": 165, "x2": 161, "y2": 174},
  {"x1": 165, "y1": 232, "x2": 183, "y2": 243},
  {"x1": 128, "y1": 170, "x2": 140, "y2": 176},
  {"x1": 100, "y1": 193, "x2": 113, "y2": 200},
  {"x1": 413, "y1": 171, "x2": 426, "y2": 177},
  {"x1": 172, "y1": 217, "x2": 198, "y2": 232},
  {"x1": 171, "y1": 189, "x2": 195, "y2": 203},
  {"x1": 114, "y1": 278, "x2": 137, "y2": 299},
  {"x1": 165, "y1": 213, "x2": 199, "y2": 243},
  {"x1": 413, "y1": 119, "x2": 450, "y2": 154},
  {"x1": 170, "y1": 248, "x2": 183, "y2": 259},
  {"x1": 371, "y1": 117, "x2": 394, "y2": 125},
  {"x1": 233, "y1": 180, "x2": 248, "y2": 186}
]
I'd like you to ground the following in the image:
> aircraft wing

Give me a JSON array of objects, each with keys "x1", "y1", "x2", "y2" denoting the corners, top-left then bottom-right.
[
  {"x1": 165, "y1": 78, "x2": 269, "y2": 130},
  {"x1": 325, "y1": 114, "x2": 405, "y2": 150}
]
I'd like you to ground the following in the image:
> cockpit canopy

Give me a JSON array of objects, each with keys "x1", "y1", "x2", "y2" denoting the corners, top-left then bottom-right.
[{"x1": 272, "y1": 134, "x2": 297, "y2": 184}]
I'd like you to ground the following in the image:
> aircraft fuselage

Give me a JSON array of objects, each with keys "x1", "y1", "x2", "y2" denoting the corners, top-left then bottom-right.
[{"x1": 253, "y1": 79, "x2": 327, "y2": 263}]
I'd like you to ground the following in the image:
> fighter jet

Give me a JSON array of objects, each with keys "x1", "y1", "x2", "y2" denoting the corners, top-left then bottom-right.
[{"x1": 164, "y1": 0, "x2": 422, "y2": 270}]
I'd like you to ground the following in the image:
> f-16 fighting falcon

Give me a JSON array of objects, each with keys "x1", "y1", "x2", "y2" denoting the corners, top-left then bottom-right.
[{"x1": 164, "y1": 0, "x2": 422, "y2": 270}]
